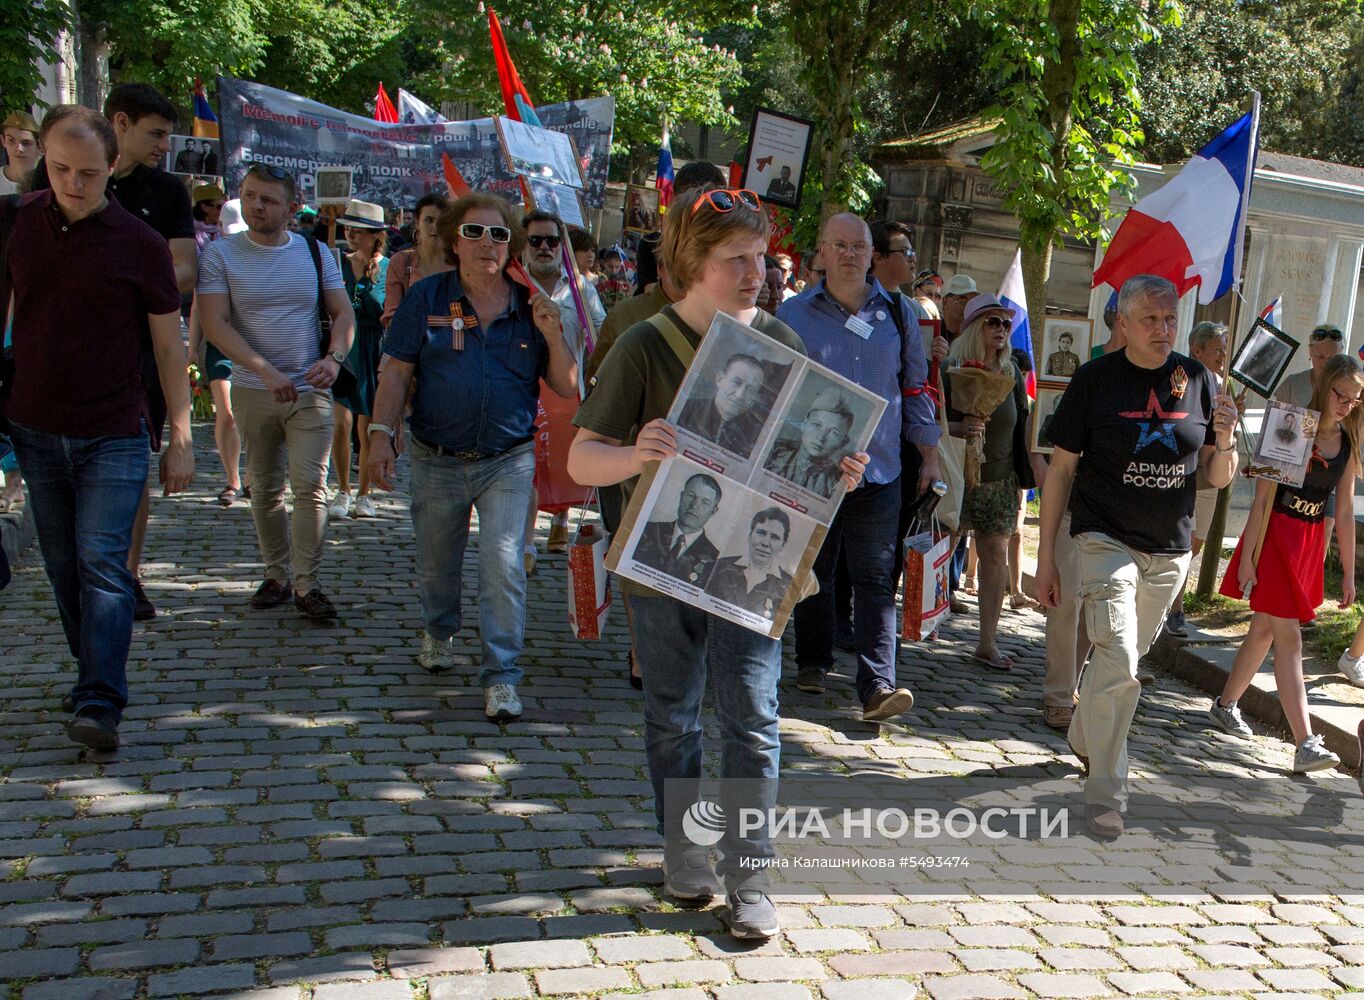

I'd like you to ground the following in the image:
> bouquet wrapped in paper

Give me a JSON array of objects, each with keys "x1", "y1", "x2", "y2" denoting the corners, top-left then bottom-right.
[{"x1": 948, "y1": 361, "x2": 1016, "y2": 487}]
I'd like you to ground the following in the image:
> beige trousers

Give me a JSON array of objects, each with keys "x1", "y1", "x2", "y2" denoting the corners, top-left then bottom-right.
[
  {"x1": 1043, "y1": 513, "x2": 1090, "y2": 707},
  {"x1": 231, "y1": 386, "x2": 333, "y2": 594},
  {"x1": 1067, "y1": 532, "x2": 1189, "y2": 811}
]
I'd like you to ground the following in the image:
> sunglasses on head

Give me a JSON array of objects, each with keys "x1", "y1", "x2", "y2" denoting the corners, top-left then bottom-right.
[
  {"x1": 1311, "y1": 326, "x2": 1344, "y2": 342},
  {"x1": 459, "y1": 222, "x2": 512, "y2": 244},
  {"x1": 246, "y1": 162, "x2": 289, "y2": 181},
  {"x1": 691, "y1": 188, "x2": 762, "y2": 217},
  {"x1": 527, "y1": 234, "x2": 561, "y2": 249}
]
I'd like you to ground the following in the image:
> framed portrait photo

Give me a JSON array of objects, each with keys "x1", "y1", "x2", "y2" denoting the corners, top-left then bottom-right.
[
  {"x1": 1246, "y1": 400, "x2": 1321, "y2": 488},
  {"x1": 1040, "y1": 317, "x2": 1092, "y2": 380},
  {"x1": 314, "y1": 166, "x2": 355, "y2": 206},
  {"x1": 740, "y1": 107, "x2": 814, "y2": 211},
  {"x1": 526, "y1": 177, "x2": 587, "y2": 229},
  {"x1": 624, "y1": 184, "x2": 661, "y2": 234},
  {"x1": 495, "y1": 116, "x2": 585, "y2": 190},
  {"x1": 1230, "y1": 318, "x2": 1299, "y2": 397},
  {"x1": 1031, "y1": 379, "x2": 1070, "y2": 456},
  {"x1": 164, "y1": 134, "x2": 223, "y2": 178}
]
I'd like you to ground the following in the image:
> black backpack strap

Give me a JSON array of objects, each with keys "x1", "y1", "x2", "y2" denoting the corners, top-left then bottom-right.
[{"x1": 306, "y1": 236, "x2": 330, "y2": 357}]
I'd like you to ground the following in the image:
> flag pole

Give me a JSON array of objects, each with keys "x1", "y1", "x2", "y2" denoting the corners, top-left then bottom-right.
[{"x1": 1195, "y1": 90, "x2": 1261, "y2": 599}]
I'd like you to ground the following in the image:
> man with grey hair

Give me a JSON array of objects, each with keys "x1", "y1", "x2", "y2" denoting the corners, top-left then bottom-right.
[
  {"x1": 1035, "y1": 274, "x2": 1239, "y2": 841},
  {"x1": 776, "y1": 212, "x2": 939, "y2": 722}
]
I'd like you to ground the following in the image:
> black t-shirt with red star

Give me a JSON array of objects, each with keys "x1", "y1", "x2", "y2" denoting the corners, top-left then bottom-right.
[{"x1": 1048, "y1": 349, "x2": 1218, "y2": 555}]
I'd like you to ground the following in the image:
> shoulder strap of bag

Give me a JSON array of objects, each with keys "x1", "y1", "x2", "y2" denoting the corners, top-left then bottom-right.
[
  {"x1": 647, "y1": 310, "x2": 697, "y2": 369},
  {"x1": 306, "y1": 236, "x2": 330, "y2": 356}
]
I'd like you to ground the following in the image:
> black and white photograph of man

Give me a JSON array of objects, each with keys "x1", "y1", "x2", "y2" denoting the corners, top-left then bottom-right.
[
  {"x1": 631, "y1": 469, "x2": 724, "y2": 587},
  {"x1": 761, "y1": 375, "x2": 871, "y2": 500}
]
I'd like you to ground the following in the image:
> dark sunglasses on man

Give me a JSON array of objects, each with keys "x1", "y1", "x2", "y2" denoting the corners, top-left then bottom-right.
[
  {"x1": 527, "y1": 234, "x2": 562, "y2": 249},
  {"x1": 1311, "y1": 325, "x2": 1344, "y2": 342},
  {"x1": 246, "y1": 162, "x2": 290, "y2": 182},
  {"x1": 459, "y1": 222, "x2": 512, "y2": 244}
]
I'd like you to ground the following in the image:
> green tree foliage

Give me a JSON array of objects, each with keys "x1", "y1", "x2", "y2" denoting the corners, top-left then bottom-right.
[
  {"x1": 1139, "y1": 0, "x2": 1358, "y2": 163},
  {"x1": 0, "y1": 0, "x2": 73, "y2": 113},
  {"x1": 971, "y1": 0, "x2": 1180, "y2": 328},
  {"x1": 411, "y1": 0, "x2": 745, "y2": 154}
]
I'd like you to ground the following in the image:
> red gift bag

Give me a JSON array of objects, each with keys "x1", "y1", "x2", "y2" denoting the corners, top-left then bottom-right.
[
  {"x1": 567, "y1": 522, "x2": 612, "y2": 640},
  {"x1": 901, "y1": 529, "x2": 952, "y2": 641}
]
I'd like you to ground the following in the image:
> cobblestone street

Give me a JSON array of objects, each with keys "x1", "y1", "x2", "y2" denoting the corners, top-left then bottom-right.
[{"x1": 2, "y1": 433, "x2": 1364, "y2": 1000}]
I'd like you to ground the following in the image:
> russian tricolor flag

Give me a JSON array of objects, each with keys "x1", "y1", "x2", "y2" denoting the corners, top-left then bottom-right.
[
  {"x1": 191, "y1": 79, "x2": 219, "y2": 139},
  {"x1": 998, "y1": 249, "x2": 1034, "y2": 396},
  {"x1": 1259, "y1": 295, "x2": 1283, "y2": 328},
  {"x1": 1094, "y1": 98, "x2": 1259, "y2": 305},
  {"x1": 656, "y1": 120, "x2": 674, "y2": 211}
]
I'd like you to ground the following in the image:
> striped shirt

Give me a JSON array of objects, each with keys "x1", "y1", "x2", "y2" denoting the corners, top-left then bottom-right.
[{"x1": 197, "y1": 231, "x2": 343, "y2": 392}]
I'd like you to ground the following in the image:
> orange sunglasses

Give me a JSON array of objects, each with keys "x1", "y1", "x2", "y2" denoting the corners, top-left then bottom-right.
[{"x1": 690, "y1": 188, "x2": 763, "y2": 216}]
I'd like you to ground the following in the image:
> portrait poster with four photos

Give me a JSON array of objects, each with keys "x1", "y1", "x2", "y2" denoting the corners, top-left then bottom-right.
[
  {"x1": 1247, "y1": 400, "x2": 1320, "y2": 487},
  {"x1": 607, "y1": 311, "x2": 887, "y2": 636},
  {"x1": 1230, "y1": 317, "x2": 1298, "y2": 398}
]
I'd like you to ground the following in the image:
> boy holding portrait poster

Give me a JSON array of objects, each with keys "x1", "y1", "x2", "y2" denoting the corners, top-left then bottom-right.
[{"x1": 568, "y1": 186, "x2": 867, "y2": 941}]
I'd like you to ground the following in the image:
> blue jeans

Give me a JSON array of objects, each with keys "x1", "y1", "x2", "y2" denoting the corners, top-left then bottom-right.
[
  {"x1": 408, "y1": 439, "x2": 535, "y2": 687},
  {"x1": 794, "y1": 478, "x2": 901, "y2": 705},
  {"x1": 631, "y1": 593, "x2": 781, "y2": 885},
  {"x1": 10, "y1": 420, "x2": 150, "y2": 722}
]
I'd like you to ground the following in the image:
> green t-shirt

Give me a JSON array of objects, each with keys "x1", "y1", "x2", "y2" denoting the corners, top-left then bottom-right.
[
  {"x1": 573, "y1": 304, "x2": 806, "y2": 596},
  {"x1": 585, "y1": 283, "x2": 672, "y2": 384}
]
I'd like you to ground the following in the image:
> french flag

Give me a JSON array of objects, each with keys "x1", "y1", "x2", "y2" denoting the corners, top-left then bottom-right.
[
  {"x1": 999, "y1": 249, "x2": 1034, "y2": 396},
  {"x1": 656, "y1": 120, "x2": 675, "y2": 211},
  {"x1": 1093, "y1": 98, "x2": 1260, "y2": 305}
]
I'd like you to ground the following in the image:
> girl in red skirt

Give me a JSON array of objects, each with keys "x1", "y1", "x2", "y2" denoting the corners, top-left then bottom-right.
[{"x1": 1210, "y1": 354, "x2": 1363, "y2": 772}]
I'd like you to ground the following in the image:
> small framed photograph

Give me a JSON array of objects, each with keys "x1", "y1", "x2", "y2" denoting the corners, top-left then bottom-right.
[
  {"x1": 1246, "y1": 400, "x2": 1320, "y2": 487},
  {"x1": 625, "y1": 184, "x2": 661, "y2": 234},
  {"x1": 164, "y1": 134, "x2": 223, "y2": 177},
  {"x1": 495, "y1": 116, "x2": 585, "y2": 189},
  {"x1": 1031, "y1": 379, "x2": 1070, "y2": 455},
  {"x1": 1230, "y1": 317, "x2": 1299, "y2": 397},
  {"x1": 526, "y1": 177, "x2": 587, "y2": 229},
  {"x1": 314, "y1": 166, "x2": 355, "y2": 206},
  {"x1": 1040, "y1": 317, "x2": 1092, "y2": 379},
  {"x1": 740, "y1": 107, "x2": 814, "y2": 211}
]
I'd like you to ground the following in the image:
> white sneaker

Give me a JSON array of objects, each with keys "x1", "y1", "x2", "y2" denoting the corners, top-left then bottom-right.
[
  {"x1": 418, "y1": 631, "x2": 458, "y2": 672},
  {"x1": 1293, "y1": 734, "x2": 1341, "y2": 773},
  {"x1": 353, "y1": 495, "x2": 378, "y2": 519},
  {"x1": 485, "y1": 683, "x2": 522, "y2": 720},
  {"x1": 1209, "y1": 697, "x2": 1253, "y2": 739},
  {"x1": 328, "y1": 492, "x2": 353, "y2": 519},
  {"x1": 1339, "y1": 650, "x2": 1364, "y2": 688}
]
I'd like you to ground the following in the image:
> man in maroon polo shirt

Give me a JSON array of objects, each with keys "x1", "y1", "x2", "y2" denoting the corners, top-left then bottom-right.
[{"x1": 1, "y1": 106, "x2": 194, "y2": 752}]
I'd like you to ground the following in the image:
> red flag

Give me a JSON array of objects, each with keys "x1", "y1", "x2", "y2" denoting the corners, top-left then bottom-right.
[
  {"x1": 441, "y1": 153, "x2": 472, "y2": 197},
  {"x1": 488, "y1": 7, "x2": 536, "y2": 120},
  {"x1": 374, "y1": 83, "x2": 399, "y2": 123}
]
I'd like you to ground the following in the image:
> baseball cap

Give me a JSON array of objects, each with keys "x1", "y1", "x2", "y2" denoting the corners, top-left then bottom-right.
[
  {"x1": 1, "y1": 111, "x2": 38, "y2": 134},
  {"x1": 944, "y1": 274, "x2": 978, "y2": 297}
]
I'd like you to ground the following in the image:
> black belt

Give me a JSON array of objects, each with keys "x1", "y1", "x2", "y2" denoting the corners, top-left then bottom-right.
[{"x1": 414, "y1": 436, "x2": 530, "y2": 461}]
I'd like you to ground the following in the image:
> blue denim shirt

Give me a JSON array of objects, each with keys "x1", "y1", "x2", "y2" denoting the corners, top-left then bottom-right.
[
  {"x1": 776, "y1": 278, "x2": 939, "y2": 484},
  {"x1": 383, "y1": 270, "x2": 548, "y2": 454}
]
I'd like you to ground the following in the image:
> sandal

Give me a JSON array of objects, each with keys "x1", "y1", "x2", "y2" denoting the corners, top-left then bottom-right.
[
  {"x1": 972, "y1": 650, "x2": 1014, "y2": 672},
  {"x1": 960, "y1": 575, "x2": 978, "y2": 596},
  {"x1": 1009, "y1": 592, "x2": 1042, "y2": 612},
  {"x1": 217, "y1": 486, "x2": 239, "y2": 507}
]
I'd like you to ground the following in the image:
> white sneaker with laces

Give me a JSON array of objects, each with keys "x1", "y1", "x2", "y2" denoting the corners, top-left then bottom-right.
[
  {"x1": 328, "y1": 492, "x2": 353, "y2": 519},
  {"x1": 1294, "y1": 733, "x2": 1341, "y2": 773},
  {"x1": 1339, "y1": 650, "x2": 1364, "y2": 688},
  {"x1": 485, "y1": 683, "x2": 522, "y2": 720},
  {"x1": 1209, "y1": 697, "x2": 1252, "y2": 739},
  {"x1": 353, "y1": 495, "x2": 378, "y2": 519},
  {"x1": 418, "y1": 631, "x2": 458, "y2": 672}
]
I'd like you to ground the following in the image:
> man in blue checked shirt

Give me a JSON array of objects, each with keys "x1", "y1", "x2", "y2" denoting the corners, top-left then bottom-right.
[{"x1": 777, "y1": 213, "x2": 941, "y2": 722}]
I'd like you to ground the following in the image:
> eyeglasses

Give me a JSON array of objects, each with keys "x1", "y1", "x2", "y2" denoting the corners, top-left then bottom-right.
[
  {"x1": 1331, "y1": 385, "x2": 1362, "y2": 407},
  {"x1": 690, "y1": 188, "x2": 762, "y2": 217},
  {"x1": 982, "y1": 316, "x2": 1012, "y2": 331},
  {"x1": 459, "y1": 223, "x2": 512, "y2": 244},
  {"x1": 824, "y1": 240, "x2": 870, "y2": 256},
  {"x1": 886, "y1": 246, "x2": 915, "y2": 259},
  {"x1": 246, "y1": 162, "x2": 289, "y2": 181},
  {"x1": 1311, "y1": 326, "x2": 1344, "y2": 342},
  {"x1": 527, "y1": 234, "x2": 561, "y2": 249}
]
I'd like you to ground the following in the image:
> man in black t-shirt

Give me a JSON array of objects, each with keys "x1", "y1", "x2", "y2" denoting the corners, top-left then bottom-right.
[
  {"x1": 1035, "y1": 274, "x2": 1239, "y2": 842},
  {"x1": 32, "y1": 84, "x2": 198, "y2": 621}
]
